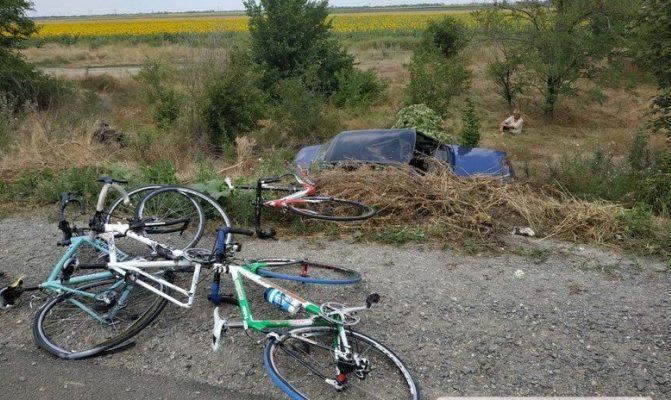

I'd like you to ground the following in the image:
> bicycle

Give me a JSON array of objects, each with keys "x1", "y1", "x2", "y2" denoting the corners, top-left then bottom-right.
[
  {"x1": 221, "y1": 172, "x2": 376, "y2": 239},
  {"x1": 0, "y1": 189, "x2": 419, "y2": 398}
]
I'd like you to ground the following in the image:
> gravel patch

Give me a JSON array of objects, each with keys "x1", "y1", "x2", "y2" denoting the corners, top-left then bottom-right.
[{"x1": 0, "y1": 215, "x2": 669, "y2": 399}]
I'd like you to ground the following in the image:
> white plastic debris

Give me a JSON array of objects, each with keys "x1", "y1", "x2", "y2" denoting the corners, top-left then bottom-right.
[
  {"x1": 514, "y1": 269, "x2": 525, "y2": 279},
  {"x1": 512, "y1": 227, "x2": 536, "y2": 237}
]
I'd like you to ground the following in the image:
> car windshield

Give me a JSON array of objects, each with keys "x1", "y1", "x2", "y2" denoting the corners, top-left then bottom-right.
[{"x1": 315, "y1": 129, "x2": 416, "y2": 166}]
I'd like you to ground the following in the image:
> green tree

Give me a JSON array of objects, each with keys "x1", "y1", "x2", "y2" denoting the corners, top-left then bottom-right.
[
  {"x1": 493, "y1": 0, "x2": 630, "y2": 119},
  {"x1": 0, "y1": 0, "x2": 36, "y2": 50},
  {"x1": 636, "y1": 0, "x2": 671, "y2": 134},
  {"x1": 474, "y1": 9, "x2": 527, "y2": 112},
  {"x1": 458, "y1": 99, "x2": 481, "y2": 147},
  {"x1": 0, "y1": 0, "x2": 66, "y2": 108},
  {"x1": 406, "y1": 16, "x2": 471, "y2": 114},
  {"x1": 244, "y1": 0, "x2": 353, "y2": 94}
]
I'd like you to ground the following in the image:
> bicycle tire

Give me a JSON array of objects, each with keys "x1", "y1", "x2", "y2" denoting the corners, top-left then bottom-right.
[
  {"x1": 33, "y1": 274, "x2": 171, "y2": 360},
  {"x1": 264, "y1": 326, "x2": 420, "y2": 400},
  {"x1": 254, "y1": 259, "x2": 361, "y2": 285},
  {"x1": 135, "y1": 186, "x2": 235, "y2": 248},
  {"x1": 133, "y1": 188, "x2": 205, "y2": 251},
  {"x1": 285, "y1": 197, "x2": 376, "y2": 222}
]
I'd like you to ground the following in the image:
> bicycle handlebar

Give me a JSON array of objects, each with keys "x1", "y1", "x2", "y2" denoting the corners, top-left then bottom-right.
[{"x1": 96, "y1": 182, "x2": 129, "y2": 212}]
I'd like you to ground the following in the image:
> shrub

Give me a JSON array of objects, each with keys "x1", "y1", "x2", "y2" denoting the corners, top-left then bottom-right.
[
  {"x1": 458, "y1": 99, "x2": 481, "y2": 147},
  {"x1": 618, "y1": 203, "x2": 654, "y2": 238},
  {"x1": 393, "y1": 104, "x2": 452, "y2": 143},
  {"x1": 420, "y1": 16, "x2": 469, "y2": 59},
  {"x1": 137, "y1": 60, "x2": 184, "y2": 130},
  {"x1": 201, "y1": 60, "x2": 266, "y2": 146},
  {"x1": 406, "y1": 51, "x2": 471, "y2": 113},
  {"x1": 331, "y1": 68, "x2": 387, "y2": 108},
  {"x1": 269, "y1": 78, "x2": 334, "y2": 143},
  {"x1": 245, "y1": 0, "x2": 353, "y2": 94},
  {"x1": 0, "y1": 94, "x2": 15, "y2": 150},
  {"x1": 153, "y1": 88, "x2": 184, "y2": 130},
  {"x1": 139, "y1": 158, "x2": 178, "y2": 184},
  {"x1": 0, "y1": 51, "x2": 71, "y2": 109}
]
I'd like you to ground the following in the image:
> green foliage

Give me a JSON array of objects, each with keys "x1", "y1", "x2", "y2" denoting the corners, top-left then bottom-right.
[
  {"x1": 458, "y1": 99, "x2": 481, "y2": 147},
  {"x1": 376, "y1": 227, "x2": 426, "y2": 245},
  {"x1": 190, "y1": 178, "x2": 230, "y2": 202},
  {"x1": 201, "y1": 57, "x2": 266, "y2": 146},
  {"x1": 406, "y1": 51, "x2": 470, "y2": 113},
  {"x1": 244, "y1": 0, "x2": 354, "y2": 94},
  {"x1": 488, "y1": 1, "x2": 633, "y2": 119},
  {"x1": 0, "y1": 95, "x2": 15, "y2": 150},
  {"x1": 153, "y1": 88, "x2": 184, "y2": 130},
  {"x1": 618, "y1": 203, "x2": 654, "y2": 238},
  {"x1": 139, "y1": 158, "x2": 178, "y2": 184},
  {"x1": 137, "y1": 61, "x2": 184, "y2": 129},
  {"x1": 636, "y1": 0, "x2": 671, "y2": 133},
  {"x1": 0, "y1": 0, "x2": 37, "y2": 50},
  {"x1": 419, "y1": 15, "x2": 469, "y2": 59},
  {"x1": 0, "y1": 51, "x2": 71, "y2": 109},
  {"x1": 393, "y1": 104, "x2": 452, "y2": 143},
  {"x1": 1, "y1": 166, "x2": 100, "y2": 205},
  {"x1": 331, "y1": 68, "x2": 387, "y2": 108}
]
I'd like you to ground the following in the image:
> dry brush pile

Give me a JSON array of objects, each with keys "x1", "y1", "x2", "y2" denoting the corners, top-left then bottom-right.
[{"x1": 316, "y1": 164, "x2": 669, "y2": 252}]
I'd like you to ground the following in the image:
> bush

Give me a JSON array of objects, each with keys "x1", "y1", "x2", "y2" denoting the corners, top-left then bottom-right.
[
  {"x1": 137, "y1": 61, "x2": 184, "y2": 130},
  {"x1": 420, "y1": 16, "x2": 470, "y2": 59},
  {"x1": 245, "y1": 0, "x2": 353, "y2": 94},
  {"x1": 0, "y1": 51, "x2": 71, "y2": 109},
  {"x1": 458, "y1": 99, "x2": 481, "y2": 147},
  {"x1": 393, "y1": 104, "x2": 452, "y2": 143},
  {"x1": 139, "y1": 158, "x2": 178, "y2": 184},
  {"x1": 549, "y1": 149, "x2": 636, "y2": 203},
  {"x1": 331, "y1": 68, "x2": 387, "y2": 108},
  {"x1": 201, "y1": 60, "x2": 266, "y2": 146},
  {"x1": 1, "y1": 166, "x2": 99, "y2": 205},
  {"x1": 153, "y1": 88, "x2": 184, "y2": 130},
  {"x1": 618, "y1": 203, "x2": 654, "y2": 238},
  {"x1": 0, "y1": 94, "x2": 15, "y2": 150},
  {"x1": 406, "y1": 51, "x2": 471, "y2": 113}
]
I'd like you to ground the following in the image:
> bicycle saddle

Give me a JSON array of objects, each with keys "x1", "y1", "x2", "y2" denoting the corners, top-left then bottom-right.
[{"x1": 97, "y1": 176, "x2": 128, "y2": 184}]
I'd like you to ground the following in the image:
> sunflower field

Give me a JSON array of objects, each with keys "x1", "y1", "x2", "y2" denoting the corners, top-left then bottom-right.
[{"x1": 34, "y1": 11, "x2": 473, "y2": 40}]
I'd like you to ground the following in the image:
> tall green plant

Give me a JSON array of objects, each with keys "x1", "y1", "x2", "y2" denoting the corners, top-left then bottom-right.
[
  {"x1": 458, "y1": 99, "x2": 481, "y2": 147},
  {"x1": 636, "y1": 0, "x2": 671, "y2": 134},
  {"x1": 244, "y1": 0, "x2": 353, "y2": 94},
  {"x1": 492, "y1": 0, "x2": 635, "y2": 119}
]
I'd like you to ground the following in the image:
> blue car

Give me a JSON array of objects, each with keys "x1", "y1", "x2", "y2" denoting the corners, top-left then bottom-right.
[{"x1": 295, "y1": 128, "x2": 513, "y2": 179}]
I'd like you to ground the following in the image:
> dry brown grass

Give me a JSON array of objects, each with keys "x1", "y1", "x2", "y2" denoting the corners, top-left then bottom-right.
[
  {"x1": 316, "y1": 164, "x2": 668, "y2": 251},
  {"x1": 0, "y1": 108, "x2": 115, "y2": 180}
]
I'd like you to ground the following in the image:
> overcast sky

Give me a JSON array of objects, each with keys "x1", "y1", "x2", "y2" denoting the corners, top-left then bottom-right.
[{"x1": 29, "y1": 1, "x2": 490, "y2": 17}]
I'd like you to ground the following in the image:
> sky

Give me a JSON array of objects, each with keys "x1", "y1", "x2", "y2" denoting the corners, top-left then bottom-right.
[{"x1": 29, "y1": 1, "x2": 490, "y2": 17}]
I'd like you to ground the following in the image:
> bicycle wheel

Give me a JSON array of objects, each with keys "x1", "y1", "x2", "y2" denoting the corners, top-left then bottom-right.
[
  {"x1": 134, "y1": 188, "x2": 205, "y2": 251},
  {"x1": 264, "y1": 326, "x2": 420, "y2": 400},
  {"x1": 105, "y1": 185, "x2": 161, "y2": 257},
  {"x1": 136, "y1": 186, "x2": 235, "y2": 250},
  {"x1": 285, "y1": 197, "x2": 376, "y2": 221},
  {"x1": 33, "y1": 273, "x2": 171, "y2": 360},
  {"x1": 254, "y1": 259, "x2": 361, "y2": 285}
]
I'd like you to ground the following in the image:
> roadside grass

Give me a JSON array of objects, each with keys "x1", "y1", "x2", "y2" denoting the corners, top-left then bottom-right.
[{"x1": 2, "y1": 33, "x2": 669, "y2": 254}]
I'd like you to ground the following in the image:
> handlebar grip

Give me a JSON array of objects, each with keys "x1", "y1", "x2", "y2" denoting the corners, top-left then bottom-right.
[
  {"x1": 110, "y1": 183, "x2": 130, "y2": 206},
  {"x1": 228, "y1": 227, "x2": 255, "y2": 236}
]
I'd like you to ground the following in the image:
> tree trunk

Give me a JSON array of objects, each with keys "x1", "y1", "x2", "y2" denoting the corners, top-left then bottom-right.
[{"x1": 544, "y1": 76, "x2": 560, "y2": 120}]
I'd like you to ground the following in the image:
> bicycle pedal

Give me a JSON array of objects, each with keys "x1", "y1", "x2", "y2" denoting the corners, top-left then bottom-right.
[{"x1": 211, "y1": 307, "x2": 229, "y2": 351}]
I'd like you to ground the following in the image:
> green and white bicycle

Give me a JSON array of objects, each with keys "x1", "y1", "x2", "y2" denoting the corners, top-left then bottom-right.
[{"x1": 0, "y1": 179, "x2": 419, "y2": 399}]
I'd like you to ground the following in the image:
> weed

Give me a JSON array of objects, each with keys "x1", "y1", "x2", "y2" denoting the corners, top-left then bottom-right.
[
  {"x1": 139, "y1": 158, "x2": 178, "y2": 184},
  {"x1": 376, "y1": 228, "x2": 426, "y2": 245}
]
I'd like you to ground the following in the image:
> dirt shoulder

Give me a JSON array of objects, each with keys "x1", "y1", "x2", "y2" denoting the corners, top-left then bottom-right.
[{"x1": 0, "y1": 215, "x2": 669, "y2": 399}]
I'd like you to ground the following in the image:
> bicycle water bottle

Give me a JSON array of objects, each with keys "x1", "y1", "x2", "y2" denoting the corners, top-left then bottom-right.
[{"x1": 264, "y1": 288, "x2": 300, "y2": 315}]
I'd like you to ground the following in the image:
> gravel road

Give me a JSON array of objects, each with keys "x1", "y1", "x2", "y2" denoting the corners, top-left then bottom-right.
[{"x1": 0, "y1": 215, "x2": 669, "y2": 399}]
